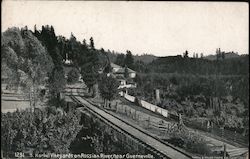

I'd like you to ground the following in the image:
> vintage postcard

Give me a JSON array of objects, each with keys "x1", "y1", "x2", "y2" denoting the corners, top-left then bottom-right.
[{"x1": 1, "y1": 1, "x2": 249, "y2": 159}]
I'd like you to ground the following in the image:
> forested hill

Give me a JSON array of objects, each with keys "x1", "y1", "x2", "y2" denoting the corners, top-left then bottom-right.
[
  {"x1": 133, "y1": 54, "x2": 157, "y2": 63},
  {"x1": 107, "y1": 49, "x2": 248, "y2": 76},
  {"x1": 107, "y1": 52, "x2": 157, "y2": 64},
  {"x1": 1, "y1": 25, "x2": 113, "y2": 94},
  {"x1": 141, "y1": 55, "x2": 249, "y2": 75},
  {"x1": 2, "y1": 25, "x2": 248, "y2": 80},
  {"x1": 204, "y1": 52, "x2": 240, "y2": 61}
]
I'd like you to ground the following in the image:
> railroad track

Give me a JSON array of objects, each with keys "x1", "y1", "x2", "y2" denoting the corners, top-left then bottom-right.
[{"x1": 69, "y1": 89, "x2": 193, "y2": 159}]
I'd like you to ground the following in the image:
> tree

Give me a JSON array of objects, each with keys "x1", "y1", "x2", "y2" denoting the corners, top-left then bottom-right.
[
  {"x1": 48, "y1": 66, "x2": 66, "y2": 101},
  {"x1": 67, "y1": 68, "x2": 80, "y2": 84},
  {"x1": 216, "y1": 48, "x2": 221, "y2": 61},
  {"x1": 124, "y1": 65, "x2": 129, "y2": 78},
  {"x1": 232, "y1": 76, "x2": 249, "y2": 136},
  {"x1": 89, "y1": 37, "x2": 95, "y2": 50},
  {"x1": 1, "y1": 46, "x2": 18, "y2": 70},
  {"x1": 57, "y1": 36, "x2": 67, "y2": 61},
  {"x1": 221, "y1": 52, "x2": 225, "y2": 60},
  {"x1": 1, "y1": 27, "x2": 25, "y2": 56},
  {"x1": 1, "y1": 109, "x2": 82, "y2": 156},
  {"x1": 195, "y1": 53, "x2": 198, "y2": 58},
  {"x1": 98, "y1": 75, "x2": 119, "y2": 107},
  {"x1": 134, "y1": 60, "x2": 146, "y2": 73},
  {"x1": 2, "y1": 27, "x2": 54, "y2": 109},
  {"x1": 125, "y1": 50, "x2": 134, "y2": 69},
  {"x1": 200, "y1": 53, "x2": 204, "y2": 59},
  {"x1": 82, "y1": 39, "x2": 87, "y2": 47},
  {"x1": 22, "y1": 30, "x2": 54, "y2": 108},
  {"x1": 103, "y1": 62, "x2": 112, "y2": 74},
  {"x1": 183, "y1": 50, "x2": 189, "y2": 58},
  {"x1": 68, "y1": 33, "x2": 81, "y2": 64},
  {"x1": 115, "y1": 54, "x2": 125, "y2": 66},
  {"x1": 38, "y1": 25, "x2": 62, "y2": 66},
  {"x1": 81, "y1": 63, "x2": 99, "y2": 96},
  {"x1": 100, "y1": 48, "x2": 112, "y2": 73}
]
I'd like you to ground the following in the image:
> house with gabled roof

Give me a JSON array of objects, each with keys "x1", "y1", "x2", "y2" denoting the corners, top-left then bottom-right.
[
  {"x1": 109, "y1": 63, "x2": 136, "y2": 89},
  {"x1": 110, "y1": 63, "x2": 136, "y2": 79}
]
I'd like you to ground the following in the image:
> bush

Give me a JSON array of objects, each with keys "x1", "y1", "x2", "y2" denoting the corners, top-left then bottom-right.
[
  {"x1": 1, "y1": 109, "x2": 82, "y2": 156},
  {"x1": 166, "y1": 137, "x2": 185, "y2": 148},
  {"x1": 47, "y1": 97, "x2": 67, "y2": 110},
  {"x1": 134, "y1": 97, "x2": 142, "y2": 106},
  {"x1": 67, "y1": 68, "x2": 80, "y2": 84},
  {"x1": 169, "y1": 130, "x2": 211, "y2": 155}
]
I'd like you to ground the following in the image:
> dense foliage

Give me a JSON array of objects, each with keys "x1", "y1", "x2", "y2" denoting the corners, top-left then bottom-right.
[
  {"x1": 2, "y1": 27, "x2": 54, "y2": 107},
  {"x1": 130, "y1": 73, "x2": 249, "y2": 138},
  {"x1": 67, "y1": 67, "x2": 80, "y2": 84},
  {"x1": 48, "y1": 66, "x2": 67, "y2": 101},
  {"x1": 167, "y1": 129, "x2": 211, "y2": 155},
  {"x1": 144, "y1": 55, "x2": 249, "y2": 75},
  {"x1": 114, "y1": 50, "x2": 135, "y2": 69},
  {"x1": 2, "y1": 25, "x2": 110, "y2": 99},
  {"x1": 1, "y1": 108, "x2": 82, "y2": 157},
  {"x1": 98, "y1": 75, "x2": 120, "y2": 107},
  {"x1": 2, "y1": 25, "x2": 249, "y2": 155}
]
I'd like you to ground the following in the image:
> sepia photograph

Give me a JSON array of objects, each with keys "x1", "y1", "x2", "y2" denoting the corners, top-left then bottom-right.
[{"x1": 1, "y1": 1, "x2": 249, "y2": 159}]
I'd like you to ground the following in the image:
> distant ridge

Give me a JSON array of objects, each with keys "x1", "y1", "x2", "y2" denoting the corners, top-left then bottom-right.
[
  {"x1": 107, "y1": 52, "x2": 158, "y2": 64},
  {"x1": 204, "y1": 52, "x2": 240, "y2": 60},
  {"x1": 134, "y1": 54, "x2": 157, "y2": 63}
]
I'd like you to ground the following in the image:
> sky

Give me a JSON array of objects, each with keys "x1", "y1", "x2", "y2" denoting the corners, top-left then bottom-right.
[{"x1": 2, "y1": 1, "x2": 249, "y2": 56}]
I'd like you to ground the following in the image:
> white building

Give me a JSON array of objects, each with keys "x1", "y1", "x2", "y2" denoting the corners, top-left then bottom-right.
[{"x1": 110, "y1": 63, "x2": 137, "y2": 89}]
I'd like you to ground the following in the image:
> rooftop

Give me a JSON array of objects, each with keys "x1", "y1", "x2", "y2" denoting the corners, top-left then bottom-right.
[{"x1": 110, "y1": 63, "x2": 136, "y2": 73}]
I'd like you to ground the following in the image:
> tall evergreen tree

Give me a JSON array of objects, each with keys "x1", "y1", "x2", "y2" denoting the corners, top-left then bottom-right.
[
  {"x1": 124, "y1": 65, "x2": 129, "y2": 78},
  {"x1": 115, "y1": 54, "x2": 125, "y2": 66},
  {"x1": 89, "y1": 37, "x2": 95, "y2": 50},
  {"x1": 183, "y1": 50, "x2": 189, "y2": 58},
  {"x1": 125, "y1": 50, "x2": 134, "y2": 69}
]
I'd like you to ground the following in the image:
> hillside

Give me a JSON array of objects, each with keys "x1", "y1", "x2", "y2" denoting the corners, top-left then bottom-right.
[
  {"x1": 133, "y1": 54, "x2": 157, "y2": 63},
  {"x1": 1, "y1": 27, "x2": 54, "y2": 86},
  {"x1": 145, "y1": 55, "x2": 249, "y2": 75},
  {"x1": 204, "y1": 52, "x2": 240, "y2": 60},
  {"x1": 107, "y1": 51, "x2": 158, "y2": 64}
]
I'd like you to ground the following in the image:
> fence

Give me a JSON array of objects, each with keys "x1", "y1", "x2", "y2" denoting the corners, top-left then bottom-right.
[
  {"x1": 211, "y1": 126, "x2": 249, "y2": 147},
  {"x1": 124, "y1": 93, "x2": 135, "y2": 103},
  {"x1": 122, "y1": 92, "x2": 249, "y2": 148},
  {"x1": 123, "y1": 93, "x2": 169, "y2": 118},
  {"x1": 184, "y1": 118, "x2": 249, "y2": 147},
  {"x1": 149, "y1": 120, "x2": 178, "y2": 133}
]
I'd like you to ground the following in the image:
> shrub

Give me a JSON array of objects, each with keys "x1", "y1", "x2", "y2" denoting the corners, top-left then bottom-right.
[
  {"x1": 134, "y1": 97, "x2": 142, "y2": 106},
  {"x1": 67, "y1": 68, "x2": 80, "y2": 84},
  {"x1": 169, "y1": 130, "x2": 211, "y2": 155},
  {"x1": 1, "y1": 109, "x2": 82, "y2": 156}
]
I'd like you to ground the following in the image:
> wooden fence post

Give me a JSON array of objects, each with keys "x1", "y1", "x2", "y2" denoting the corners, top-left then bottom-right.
[
  {"x1": 115, "y1": 102, "x2": 118, "y2": 112},
  {"x1": 134, "y1": 110, "x2": 136, "y2": 120},
  {"x1": 221, "y1": 127, "x2": 224, "y2": 138},
  {"x1": 234, "y1": 131, "x2": 236, "y2": 143},
  {"x1": 148, "y1": 116, "x2": 151, "y2": 127},
  {"x1": 223, "y1": 144, "x2": 226, "y2": 159}
]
